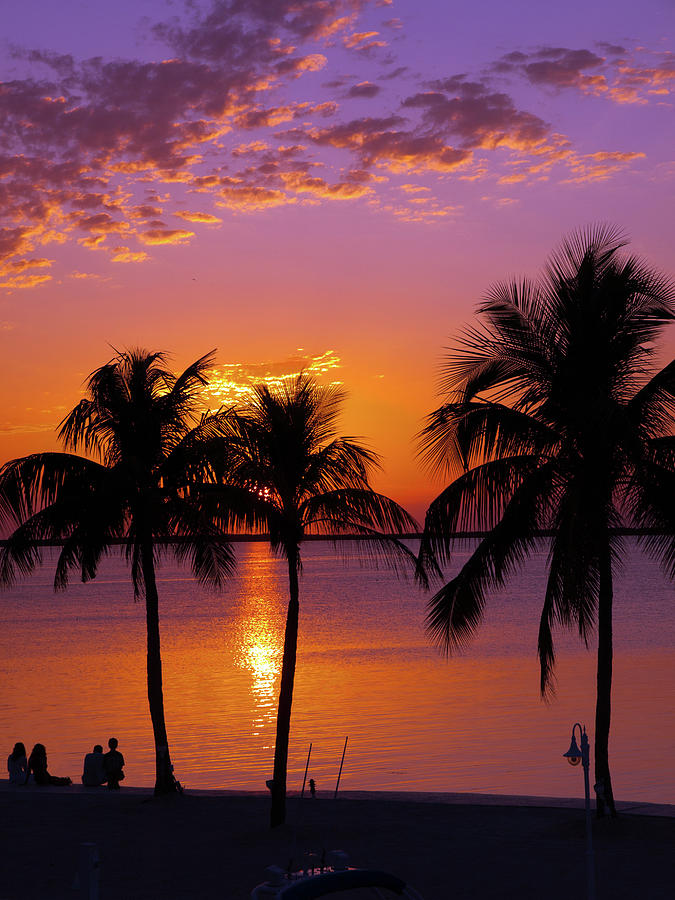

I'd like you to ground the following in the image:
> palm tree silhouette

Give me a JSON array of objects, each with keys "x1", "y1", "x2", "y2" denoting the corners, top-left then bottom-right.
[
  {"x1": 417, "y1": 226, "x2": 675, "y2": 817},
  {"x1": 216, "y1": 374, "x2": 419, "y2": 826},
  {"x1": 0, "y1": 348, "x2": 234, "y2": 795}
]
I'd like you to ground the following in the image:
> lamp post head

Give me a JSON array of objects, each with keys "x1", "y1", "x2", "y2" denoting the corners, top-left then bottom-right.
[{"x1": 563, "y1": 732, "x2": 583, "y2": 766}]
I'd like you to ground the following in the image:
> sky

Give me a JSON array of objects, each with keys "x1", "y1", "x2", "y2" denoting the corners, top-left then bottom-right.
[{"x1": 1, "y1": 0, "x2": 674, "y2": 520}]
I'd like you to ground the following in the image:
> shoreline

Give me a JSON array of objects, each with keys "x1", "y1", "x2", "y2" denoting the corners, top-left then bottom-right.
[
  {"x1": 2, "y1": 784, "x2": 673, "y2": 898},
  {"x1": 4, "y1": 780, "x2": 673, "y2": 817}
]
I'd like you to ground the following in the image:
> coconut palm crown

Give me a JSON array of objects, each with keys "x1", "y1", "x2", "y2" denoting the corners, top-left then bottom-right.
[
  {"x1": 214, "y1": 373, "x2": 420, "y2": 826},
  {"x1": 0, "y1": 348, "x2": 235, "y2": 794},
  {"x1": 417, "y1": 226, "x2": 675, "y2": 817}
]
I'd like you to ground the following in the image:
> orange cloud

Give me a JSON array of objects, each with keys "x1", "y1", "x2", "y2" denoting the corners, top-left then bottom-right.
[
  {"x1": 174, "y1": 211, "x2": 223, "y2": 224},
  {"x1": 402, "y1": 85, "x2": 551, "y2": 153},
  {"x1": 74, "y1": 213, "x2": 130, "y2": 235},
  {"x1": 315, "y1": 15, "x2": 358, "y2": 39},
  {"x1": 217, "y1": 186, "x2": 294, "y2": 211},
  {"x1": 281, "y1": 172, "x2": 372, "y2": 199},
  {"x1": 110, "y1": 246, "x2": 151, "y2": 263},
  {"x1": 564, "y1": 150, "x2": 646, "y2": 182},
  {"x1": 287, "y1": 54, "x2": 327, "y2": 73},
  {"x1": 344, "y1": 31, "x2": 380, "y2": 49},
  {"x1": 79, "y1": 235, "x2": 107, "y2": 250},
  {"x1": 235, "y1": 105, "x2": 297, "y2": 128},
  {"x1": 348, "y1": 81, "x2": 381, "y2": 98},
  {"x1": 0, "y1": 257, "x2": 52, "y2": 275},
  {"x1": 343, "y1": 32, "x2": 387, "y2": 53},
  {"x1": 232, "y1": 141, "x2": 271, "y2": 156},
  {"x1": 498, "y1": 45, "x2": 675, "y2": 106},
  {"x1": 0, "y1": 273, "x2": 52, "y2": 290},
  {"x1": 138, "y1": 229, "x2": 195, "y2": 245},
  {"x1": 131, "y1": 205, "x2": 163, "y2": 219},
  {"x1": 498, "y1": 173, "x2": 527, "y2": 184},
  {"x1": 309, "y1": 117, "x2": 472, "y2": 173}
]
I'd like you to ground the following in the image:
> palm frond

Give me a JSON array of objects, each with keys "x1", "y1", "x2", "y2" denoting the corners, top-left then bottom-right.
[
  {"x1": 417, "y1": 455, "x2": 544, "y2": 575},
  {"x1": 626, "y1": 457, "x2": 675, "y2": 578},
  {"x1": 164, "y1": 495, "x2": 236, "y2": 587},
  {"x1": 417, "y1": 399, "x2": 557, "y2": 477},
  {"x1": 538, "y1": 476, "x2": 607, "y2": 697},
  {"x1": 195, "y1": 483, "x2": 279, "y2": 534},
  {"x1": 162, "y1": 409, "x2": 234, "y2": 487},
  {"x1": 545, "y1": 224, "x2": 628, "y2": 287},
  {"x1": 0, "y1": 453, "x2": 106, "y2": 527},
  {"x1": 425, "y1": 459, "x2": 556, "y2": 654},
  {"x1": 0, "y1": 516, "x2": 47, "y2": 586},
  {"x1": 427, "y1": 525, "x2": 539, "y2": 654},
  {"x1": 627, "y1": 360, "x2": 675, "y2": 438},
  {"x1": 299, "y1": 438, "x2": 380, "y2": 498},
  {"x1": 537, "y1": 590, "x2": 557, "y2": 700},
  {"x1": 301, "y1": 488, "x2": 417, "y2": 536},
  {"x1": 0, "y1": 489, "x2": 125, "y2": 588},
  {"x1": 647, "y1": 435, "x2": 675, "y2": 469}
]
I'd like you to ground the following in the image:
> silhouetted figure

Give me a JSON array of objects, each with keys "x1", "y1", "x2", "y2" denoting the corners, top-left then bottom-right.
[
  {"x1": 309, "y1": 778, "x2": 316, "y2": 798},
  {"x1": 28, "y1": 743, "x2": 72, "y2": 786},
  {"x1": 103, "y1": 737, "x2": 125, "y2": 789},
  {"x1": 7, "y1": 742, "x2": 28, "y2": 785},
  {"x1": 82, "y1": 745, "x2": 107, "y2": 786}
]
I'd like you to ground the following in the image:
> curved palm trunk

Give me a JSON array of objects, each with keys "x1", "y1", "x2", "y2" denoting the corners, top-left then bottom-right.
[
  {"x1": 270, "y1": 546, "x2": 300, "y2": 828},
  {"x1": 141, "y1": 539, "x2": 177, "y2": 796},
  {"x1": 594, "y1": 538, "x2": 617, "y2": 817}
]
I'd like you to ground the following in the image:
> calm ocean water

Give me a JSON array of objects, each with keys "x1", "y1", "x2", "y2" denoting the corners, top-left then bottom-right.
[{"x1": 1, "y1": 540, "x2": 673, "y2": 802}]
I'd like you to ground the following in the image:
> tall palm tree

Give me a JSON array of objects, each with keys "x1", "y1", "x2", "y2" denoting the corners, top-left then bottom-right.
[
  {"x1": 417, "y1": 226, "x2": 675, "y2": 817},
  {"x1": 0, "y1": 348, "x2": 235, "y2": 795},
  {"x1": 216, "y1": 374, "x2": 420, "y2": 827}
]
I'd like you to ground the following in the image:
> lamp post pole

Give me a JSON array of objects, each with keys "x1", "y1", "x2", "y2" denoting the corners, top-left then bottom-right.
[{"x1": 564, "y1": 723, "x2": 596, "y2": 900}]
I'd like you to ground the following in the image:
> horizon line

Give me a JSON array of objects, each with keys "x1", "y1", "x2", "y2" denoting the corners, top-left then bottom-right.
[{"x1": 0, "y1": 527, "x2": 671, "y2": 547}]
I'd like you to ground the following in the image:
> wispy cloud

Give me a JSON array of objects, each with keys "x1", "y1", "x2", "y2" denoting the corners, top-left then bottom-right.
[
  {"x1": 495, "y1": 45, "x2": 675, "y2": 104},
  {"x1": 0, "y1": 1, "x2": 662, "y2": 284}
]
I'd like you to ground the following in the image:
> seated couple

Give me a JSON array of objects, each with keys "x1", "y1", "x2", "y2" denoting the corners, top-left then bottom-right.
[
  {"x1": 7, "y1": 743, "x2": 72, "y2": 786},
  {"x1": 82, "y1": 738, "x2": 125, "y2": 789}
]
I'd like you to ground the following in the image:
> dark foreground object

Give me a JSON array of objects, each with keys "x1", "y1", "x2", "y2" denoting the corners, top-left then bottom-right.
[{"x1": 1, "y1": 789, "x2": 672, "y2": 899}]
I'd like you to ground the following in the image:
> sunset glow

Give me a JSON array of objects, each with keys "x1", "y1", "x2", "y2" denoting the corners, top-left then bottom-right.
[{"x1": 1, "y1": 0, "x2": 674, "y2": 519}]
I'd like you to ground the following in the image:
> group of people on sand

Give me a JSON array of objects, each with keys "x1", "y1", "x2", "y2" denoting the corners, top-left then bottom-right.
[{"x1": 7, "y1": 738, "x2": 124, "y2": 789}]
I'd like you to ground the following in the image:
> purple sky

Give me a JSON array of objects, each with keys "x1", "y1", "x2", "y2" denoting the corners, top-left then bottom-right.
[{"x1": 1, "y1": 0, "x2": 674, "y2": 517}]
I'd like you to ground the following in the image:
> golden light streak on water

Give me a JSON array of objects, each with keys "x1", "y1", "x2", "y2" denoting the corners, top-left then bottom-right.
[{"x1": 231, "y1": 590, "x2": 283, "y2": 743}]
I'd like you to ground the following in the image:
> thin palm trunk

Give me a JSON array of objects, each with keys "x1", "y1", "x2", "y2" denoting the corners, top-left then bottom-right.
[
  {"x1": 270, "y1": 546, "x2": 300, "y2": 828},
  {"x1": 141, "y1": 537, "x2": 176, "y2": 795},
  {"x1": 594, "y1": 536, "x2": 617, "y2": 816}
]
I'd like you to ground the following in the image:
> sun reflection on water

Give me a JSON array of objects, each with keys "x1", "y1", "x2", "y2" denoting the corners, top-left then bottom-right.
[{"x1": 231, "y1": 592, "x2": 284, "y2": 745}]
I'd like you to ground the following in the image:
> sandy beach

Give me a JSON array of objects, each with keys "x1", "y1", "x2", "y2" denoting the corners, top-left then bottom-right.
[{"x1": 1, "y1": 783, "x2": 673, "y2": 899}]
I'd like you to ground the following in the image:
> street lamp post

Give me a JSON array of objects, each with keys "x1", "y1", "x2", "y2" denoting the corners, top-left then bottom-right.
[{"x1": 563, "y1": 723, "x2": 596, "y2": 900}]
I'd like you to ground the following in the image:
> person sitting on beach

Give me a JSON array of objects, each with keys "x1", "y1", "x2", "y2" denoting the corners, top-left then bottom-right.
[
  {"x1": 7, "y1": 742, "x2": 28, "y2": 785},
  {"x1": 28, "y1": 743, "x2": 72, "y2": 786},
  {"x1": 82, "y1": 744, "x2": 107, "y2": 786},
  {"x1": 103, "y1": 737, "x2": 125, "y2": 790}
]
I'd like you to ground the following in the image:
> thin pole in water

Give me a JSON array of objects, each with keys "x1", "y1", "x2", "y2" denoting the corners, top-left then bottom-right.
[
  {"x1": 334, "y1": 736, "x2": 348, "y2": 799},
  {"x1": 300, "y1": 743, "x2": 312, "y2": 798}
]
